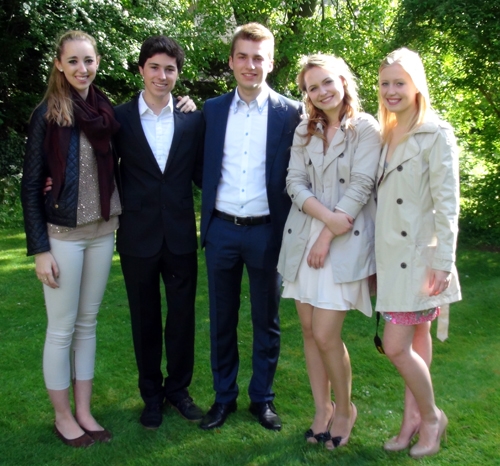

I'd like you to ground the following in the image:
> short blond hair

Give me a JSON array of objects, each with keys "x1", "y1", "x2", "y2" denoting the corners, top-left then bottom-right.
[{"x1": 230, "y1": 22, "x2": 274, "y2": 59}]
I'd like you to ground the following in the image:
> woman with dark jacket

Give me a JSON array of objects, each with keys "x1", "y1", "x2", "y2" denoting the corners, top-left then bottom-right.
[{"x1": 21, "y1": 30, "x2": 121, "y2": 447}]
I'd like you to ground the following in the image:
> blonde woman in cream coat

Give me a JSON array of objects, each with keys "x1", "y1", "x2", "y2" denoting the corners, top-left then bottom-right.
[
  {"x1": 375, "y1": 48, "x2": 461, "y2": 459},
  {"x1": 278, "y1": 54, "x2": 380, "y2": 450}
]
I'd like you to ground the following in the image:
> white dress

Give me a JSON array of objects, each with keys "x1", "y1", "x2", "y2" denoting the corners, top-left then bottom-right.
[{"x1": 282, "y1": 215, "x2": 372, "y2": 317}]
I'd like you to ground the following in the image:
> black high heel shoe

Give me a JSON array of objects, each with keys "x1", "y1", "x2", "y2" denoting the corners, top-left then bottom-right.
[
  {"x1": 304, "y1": 402, "x2": 335, "y2": 444},
  {"x1": 325, "y1": 403, "x2": 357, "y2": 450}
]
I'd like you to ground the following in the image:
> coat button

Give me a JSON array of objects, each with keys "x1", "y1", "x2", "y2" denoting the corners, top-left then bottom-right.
[
  {"x1": 401, "y1": 231, "x2": 407, "y2": 237},
  {"x1": 288, "y1": 228, "x2": 292, "y2": 233},
  {"x1": 54, "y1": 204, "x2": 59, "y2": 209},
  {"x1": 397, "y1": 165, "x2": 403, "y2": 171},
  {"x1": 291, "y1": 194, "x2": 295, "y2": 198},
  {"x1": 339, "y1": 153, "x2": 344, "y2": 158},
  {"x1": 339, "y1": 178, "x2": 345, "y2": 183},
  {"x1": 354, "y1": 230, "x2": 359, "y2": 236},
  {"x1": 401, "y1": 262, "x2": 407, "y2": 268},
  {"x1": 397, "y1": 198, "x2": 403, "y2": 204}
]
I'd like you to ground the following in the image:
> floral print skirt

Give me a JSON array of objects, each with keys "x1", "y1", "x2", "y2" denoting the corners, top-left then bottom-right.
[{"x1": 382, "y1": 307, "x2": 440, "y2": 325}]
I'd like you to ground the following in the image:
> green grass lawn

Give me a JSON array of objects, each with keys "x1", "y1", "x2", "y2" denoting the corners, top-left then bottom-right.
[{"x1": 0, "y1": 227, "x2": 498, "y2": 465}]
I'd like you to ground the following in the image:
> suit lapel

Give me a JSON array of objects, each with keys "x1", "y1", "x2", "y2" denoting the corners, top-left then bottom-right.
[
  {"x1": 266, "y1": 90, "x2": 287, "y2": 185},
  {"x1": 125, "y1": 95, "x2": 163, "y2": 176},
  {"x1": 210, "y1": 91, "x2": 233, "y2": 174},
  {"x1": 164, "y1": 107, "x2": 184, "y2": 174}
]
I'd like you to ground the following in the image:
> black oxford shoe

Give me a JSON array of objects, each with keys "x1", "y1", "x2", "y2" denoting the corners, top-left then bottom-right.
[
  {"x1": 169, "y1": 396, "x2": 204, "y2": 422},
  {"x1": 199, "y1": 400, "x2": 237, "y2": 430},
  {"x1": 249, "y1": 401, "x2": 282, "y2": 431},
  {"x1": 140, "y1": 403, "x2": 162, "y2": 429}
]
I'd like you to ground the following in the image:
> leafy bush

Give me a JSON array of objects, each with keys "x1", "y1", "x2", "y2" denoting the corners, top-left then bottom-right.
[
  {"x1": 0, "y1": 130, "x2": 25, "y2": 177},
  {"x1": 0, "y1": 173, "x2": 23, "y2": 228},
  {"x1": 460, "y1": 166, "x2": 500, "y2": 247}
]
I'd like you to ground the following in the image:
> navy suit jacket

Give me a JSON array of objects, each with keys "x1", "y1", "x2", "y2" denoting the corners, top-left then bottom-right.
[
  {"x1": 200, "y1": 88, "x2": 303, "y2": 252},
  {"x1": 114, "y1": 94, "x2": 204, "y2": 258}
]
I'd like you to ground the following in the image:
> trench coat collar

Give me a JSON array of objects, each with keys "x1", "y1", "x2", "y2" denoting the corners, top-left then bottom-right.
[
  {"x1": 377, "y1": 120, "x2": 440, "y2": 185},
  {"x1": 307, "y1": 116, "x2": 348, "y2": 182}
]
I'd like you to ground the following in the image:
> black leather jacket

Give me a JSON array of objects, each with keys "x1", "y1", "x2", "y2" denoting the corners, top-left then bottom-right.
[{"x1": 21, "y1": 104, "x2": 80, "y2": 256}]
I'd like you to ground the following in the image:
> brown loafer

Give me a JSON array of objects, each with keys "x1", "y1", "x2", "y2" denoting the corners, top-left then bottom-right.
[
  {"x1": 54, "y1": 424, "x2": 94, "y2": 448},
  {"x1": 81, "y1": 427, "x2": 113, "y2": 443}
]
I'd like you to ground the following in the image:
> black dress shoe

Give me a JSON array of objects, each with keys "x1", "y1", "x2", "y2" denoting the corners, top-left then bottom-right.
[
  {"x1": 169, "y1": 396, "x2": 204, "y2": 422},
  {"x1": 199, "y1": 400, "x2": 237, "y2": 430},
  {"x1": 140, "y1": 403, "x2": 163, "y2": 429},
  {"x1": 249, "y1": 401, "x2": 282, "y2": 431}
]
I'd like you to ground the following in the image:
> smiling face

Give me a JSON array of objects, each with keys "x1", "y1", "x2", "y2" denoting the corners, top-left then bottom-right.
[
  {"x1": 55, "y1": 39, "x2": 99, "y2": 99},
  {"x1": 303, "y1": 66, "x2": 345, "y2": 120},
  {"x1": 379, "y1": 63, "x2": 419, "y2": 119},
  {"x1": 229, "y1": 38, "x2": 274, "y2": 103},
  {"x1": 139, "y1": 53, "x2": 178, "y2": 107}
]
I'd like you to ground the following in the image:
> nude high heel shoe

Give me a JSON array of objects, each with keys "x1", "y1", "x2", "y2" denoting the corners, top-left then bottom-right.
[
  {"x1": 383, "y1": 425, "x2": 419, "y2": 451},
  {"x1": 409, "y1": 410, "x2": 448, "y2": 459}
]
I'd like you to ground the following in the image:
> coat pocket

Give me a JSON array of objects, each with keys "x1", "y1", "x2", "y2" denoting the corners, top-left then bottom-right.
[{"x1": 412, "y1": 243, "x2": 436, "y2": 297}]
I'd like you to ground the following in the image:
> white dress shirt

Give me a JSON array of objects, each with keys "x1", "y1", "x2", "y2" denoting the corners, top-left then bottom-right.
[
  {"x1": 138, "y1": 92, "x2": 175, "y2": 173},
  {"x1": 216, "y1": 85, "x2": 270, "y2": 217}
]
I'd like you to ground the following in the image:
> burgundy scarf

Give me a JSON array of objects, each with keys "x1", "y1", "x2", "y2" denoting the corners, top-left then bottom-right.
[{"x1": 44, "y1": 85, "x2": 120, "y2": 220}]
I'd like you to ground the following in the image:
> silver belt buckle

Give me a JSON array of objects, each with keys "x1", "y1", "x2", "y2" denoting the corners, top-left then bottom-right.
[{"x1": 234, "y1": 216, "x2": 244, "y2": 226}]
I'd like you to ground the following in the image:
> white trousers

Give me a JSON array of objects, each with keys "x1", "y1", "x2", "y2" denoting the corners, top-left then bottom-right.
[{"x1": 42, "y1": 233, "x2": 114, "y2": 390}]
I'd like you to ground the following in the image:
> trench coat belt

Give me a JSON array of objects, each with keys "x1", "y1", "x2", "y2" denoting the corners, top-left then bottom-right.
[{"x1": 214, "y1": 209, "x2": 271, "y2": 226}]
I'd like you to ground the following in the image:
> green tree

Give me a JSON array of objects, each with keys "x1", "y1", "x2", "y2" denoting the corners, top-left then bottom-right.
[{"x1": 392, "y1": 0, "x2": 500, "y2": 244}]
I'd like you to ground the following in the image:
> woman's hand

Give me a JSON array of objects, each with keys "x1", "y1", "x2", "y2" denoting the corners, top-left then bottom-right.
[
  {"x1": 324, "y1": 211, "x2": 353, "y2": 237},
  {"x1": 35, "y1": 252, "x2": 60, "y2": 289},
  {"x1": 176, "y1": 96, "x2": 197, "y2": 113},
  {"x1": 307, "y1": 227, "x2": 334, "y2": 269},
  {"x1": 428, "y1": 269, "x2": 451, "y2": 296}
]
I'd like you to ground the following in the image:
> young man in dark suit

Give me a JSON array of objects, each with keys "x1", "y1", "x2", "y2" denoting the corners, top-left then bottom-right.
[
  {"x1": 113, "y1": 36, "x2": 204, "y2": 429},
  {"x1": 200, "y1": 23, "x2": 303, "y2": 431}
]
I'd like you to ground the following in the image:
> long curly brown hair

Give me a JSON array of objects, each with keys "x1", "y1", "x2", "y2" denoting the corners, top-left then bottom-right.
[{"x1": 296, "y1": 54, "x2": 361, "y2": 146}]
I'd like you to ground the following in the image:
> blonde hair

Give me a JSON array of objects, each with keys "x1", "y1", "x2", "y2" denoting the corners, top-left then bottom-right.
[
  {"x1": 42, "y1": 30, "x2": 99, "y2": 126},
  {"x1": 230, "y1": 22, "x2": 274, "y2": 59},
  {"x1": 296, "y1": 53, "x2": 361, "y2": 146},
  {"x1": 378, "y1": 47, "x2": 431, "y2": 143}
]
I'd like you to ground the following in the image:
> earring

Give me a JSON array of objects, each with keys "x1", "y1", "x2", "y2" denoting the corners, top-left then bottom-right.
[{"x1": 59, "y1": 69, "x2": 63, "y2": 72}]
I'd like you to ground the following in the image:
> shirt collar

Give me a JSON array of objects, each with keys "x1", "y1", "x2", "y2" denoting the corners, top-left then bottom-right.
[
  {"x1": 231, "y1": 84, "x2": 270, "y2": 114},
  {"x1": 138, "y1": 91, "x2": 174, "y2": 116}
]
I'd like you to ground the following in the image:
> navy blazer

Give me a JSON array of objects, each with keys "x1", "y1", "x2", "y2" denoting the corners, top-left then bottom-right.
[
  {"x1": 200, "y1": 89, "x2": 303, "y2": 252},
  {"x1": 114, "y1": 94, "x2": 204, "y2": 258}
]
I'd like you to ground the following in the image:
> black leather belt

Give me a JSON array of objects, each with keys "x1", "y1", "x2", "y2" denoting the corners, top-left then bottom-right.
[{"x1": 214, "y1": 209, "x2": 271, "y2": 226}]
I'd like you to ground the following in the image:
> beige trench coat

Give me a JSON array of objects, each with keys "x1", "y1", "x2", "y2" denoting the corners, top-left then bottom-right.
[
  {"x1": 278, "y1": 113, "x2": 381, "y2": 288},
  {"x1": 375, "y1": 119, "x2": 462, "y2": 312}
]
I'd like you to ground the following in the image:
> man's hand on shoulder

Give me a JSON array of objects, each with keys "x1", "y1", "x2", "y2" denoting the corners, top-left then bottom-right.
[{"x1": 176, "y1": 96, "x2": 197, "y2": 113}]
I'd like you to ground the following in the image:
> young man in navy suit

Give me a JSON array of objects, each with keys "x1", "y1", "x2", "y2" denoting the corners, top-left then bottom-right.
[
  {"x1": 199, "y1": 23, "x2": 303, "y2": 431},
  {"x1": 113, "y1": 36, "x2": 204, "y2": 429}
]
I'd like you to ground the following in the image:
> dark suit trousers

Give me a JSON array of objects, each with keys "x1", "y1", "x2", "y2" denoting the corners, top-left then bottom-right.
[
  {"x1": 204, "y1": 217, "x2": 281, "y2": 404},
  {"x1": 120, "y1": 243, "x2": 197, "y2": 405}
]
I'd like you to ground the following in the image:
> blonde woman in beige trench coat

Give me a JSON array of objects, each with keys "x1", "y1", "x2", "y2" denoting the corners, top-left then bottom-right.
[
  {"x1": 277, "y1": 54, "x2": 381, "y2": 450},
  {"x1": 375, "y1": 48, "x2": 461, "y2": 459}
]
